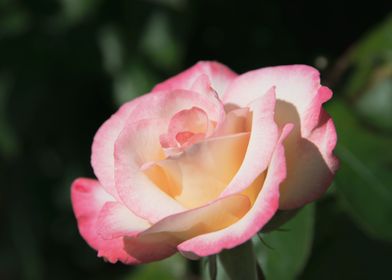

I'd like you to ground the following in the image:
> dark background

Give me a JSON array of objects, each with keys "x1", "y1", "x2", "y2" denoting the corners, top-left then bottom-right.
[{"x1": 1, "y1": 0, "x2": 392, "y2": 279}]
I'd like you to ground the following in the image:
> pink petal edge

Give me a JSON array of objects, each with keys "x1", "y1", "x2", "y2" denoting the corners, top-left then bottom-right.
[
  {"x1": 152, "y1": 61, "x2": 237, "y2": 98},
  {"x1": 71, "y1": 178, "x2": 141, "y2": 264},
  {"x1": 219, "y1": 86, "x2": 279, "y2": 197},
  {"x1": 177, "y1": 124, "x2": 293, "y2": 258},
  {"x1": 223, "y1": 64, "x2": 338, "y2": 209}
]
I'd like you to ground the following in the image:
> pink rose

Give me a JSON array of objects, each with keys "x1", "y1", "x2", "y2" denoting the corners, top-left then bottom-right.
[{"x1": 71, "y1": 61, "x2": 338, "y2": 264}]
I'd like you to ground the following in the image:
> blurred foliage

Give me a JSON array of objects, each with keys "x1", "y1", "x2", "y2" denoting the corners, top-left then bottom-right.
[
  {"x1": 338, "y1": 15, "x2": 392, "y2": 132},
  {"x1": 0, "y1": 0, "x2": 391, "y2": 280},
  {"x1": 219, "y1": 241, "x2": 258, "y2": 280},
  {"x1": 331, "y1": 101, "x2": 392, "y2": 241},
  {"x1": 254, "y1": 204, "x2": 315, "y2": 280},
  {"x1": 124, "y1": 254, "x2": 187, "y2": 280}
]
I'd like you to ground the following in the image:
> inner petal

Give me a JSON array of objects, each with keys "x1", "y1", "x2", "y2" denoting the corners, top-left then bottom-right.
[
  {"x1": 214, "y1": 107, "x2": 252, "y2": 136},
  {"x1": 145, "y1": 132, "x2": 250, "y2": 208},
  {"x1": 160, "y1": 107, "x2": 213, "y2": 149},
  {"x1": 123, "y1": 193, "x2": 250, "y2": 262},
  {"x1": 140, "y1": 194, "x2": 250, "y2": 240}
]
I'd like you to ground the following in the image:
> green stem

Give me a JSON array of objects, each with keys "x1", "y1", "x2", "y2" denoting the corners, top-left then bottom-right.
[{"x1": 218, "y1": 240, "x2": 259, "y2": 280}]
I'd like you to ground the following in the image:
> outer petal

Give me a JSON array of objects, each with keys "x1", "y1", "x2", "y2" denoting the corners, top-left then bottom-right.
[
  {"x1": 152, "y1": 61, "x2": 237, "y2": 98},
  {"x1": 279, "y1": 112, "x2": 338, "y2": 208},
  {"x1": 71, "y1": 178, "x2": 142, "y2": 264},
  {"x1": 96, "y1": 202, "x2": 150, "y2": 240},
  {"x1": 177, "y1": 124, "x2": 292, "y2": 258},
  {"x1": 223, "y1": 65, "x2": 320, "y2": 136},
  {"x1": 91, "y1": 101, "x2": 139, "y2": 199},
  {"x1": 223, "y1": 65, "x2": 338, "y2": 208},
  {"x1": 128, "y1": 89, "x2": 225, "y2": 125},
  {"x1": 123, "y1": 194, "x2": 250, "y2": 262},
  {"x1": 93, "y1": 87, "x2": 224, "y2": 199},
  {"x1": 114, "y1": 118, "x2": 187, "y2": 223}
]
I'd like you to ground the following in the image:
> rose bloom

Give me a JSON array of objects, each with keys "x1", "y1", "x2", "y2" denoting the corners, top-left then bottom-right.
[{"x1": 71, "y1": 61, "x2": 338, "y2": 264}]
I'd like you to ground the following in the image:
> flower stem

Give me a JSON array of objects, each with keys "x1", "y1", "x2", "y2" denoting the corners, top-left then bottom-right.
[{"x1": 218, "y1": 240, "x2": 259, "y2": 280}]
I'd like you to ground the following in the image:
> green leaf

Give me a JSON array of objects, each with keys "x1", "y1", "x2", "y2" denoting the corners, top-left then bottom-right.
[
  {"x1": 208, "y1": 255, "x2": 217, "y2": 280},
  {"x1": 98, "y1": 25, "x2": 125, "y2": 76},
  {"x1": 0, "y1": 75, "x2": 18, "y2": 158},
  {"x1": 328, "y1": 100, "x2": 392, "y2": 242},
  {"x1": 254, "y1": 204, "x2": 315, "y2": 280},
  {"x1": 145, "y1": 0, "x2": 187, "y2": 10},
  {"x1": 59, "y1": 0, "x2": 103, "y2": 24},
  {"x1": 355, "y1": 66, "x2": 392, "y2": 132},
  {"x1": 125, "y1": 254, "x2": 186, "y2": 280},
  {"x1": 218, "y1": 240, "x2": 257, "y2": 280},
  {"x1": 338, "y1": 14, "x2": 392, "y2": 133},
  {"x1": 343, "y1": 14, "x2": 392, "y2": 99},
  {"x1": 140, "y1": 12, "x2": 184, "y2": 71},
  {"x1": 261, "y1": 208, "x2": 300, "y2": 233},
  {"x1": 113, "y1": 61, "x2": 158, "y2": 106},
  {"x1": 0, "y1": 7, "x2": 30, "y2": 36},
  {"x1": 202, "y1": 255, "x2": 230, "y2": 280}
]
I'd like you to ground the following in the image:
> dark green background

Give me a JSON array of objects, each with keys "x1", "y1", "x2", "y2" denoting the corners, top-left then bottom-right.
[{"x1": 1, "y1": 0, "x2": 391, "y2": 279}]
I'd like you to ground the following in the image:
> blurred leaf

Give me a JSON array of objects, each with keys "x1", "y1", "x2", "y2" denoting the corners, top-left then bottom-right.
[
  {"x1": 113, "y1": 61, "x2": 158, "y2": 106},
  {"x1": 336, "y1": 13, "x2": 392, "y2": 132},
  {"x1": 144, "y1": 0, "x2": 187, "y2": 10},
  {"x1": 218, "y1": 241, "x2": 257, "y2": 280},
  {"x1": 254, "y1": 204, "x2": 315, "y2": 280},
  {"x1": 343, "y1": 14, "x2": 392, "y2": 98},
  {"x1": 140, "y1": 12, "x2": 184, "y2": 71},
  {"x1": 202, "y1": 255, "x2": 230, "y2": 280},
  {"x1": 301, "y1": 198, "x2": 392, "y2": 280},
  {"x1": 98, "y1": 25, "x2": 125, "y2": 75},
  {"x1": 0, "y1": 75, "x2": 18, "y2": 158},
  {"x1": 261, "y1": 208, "x2": 299, "y2": 233},
  {"x1": 208, "y1": 255, "x2": 217, "y2": 280},
  {"x1": 125, "y1": 254, "x2": 186, "y2": 280},
  {"x1": 329, "y1": 100, "x2": 392, "y2": 241},
  {"x1": 355, "y1": 64, "x2": 392, "y2": 132},
  {"x1": 59, "y1": 0, "x2": 103, "y2": 25},
  {"x1": 0, "y1": 8, "x2": 30, "y2": 36}
]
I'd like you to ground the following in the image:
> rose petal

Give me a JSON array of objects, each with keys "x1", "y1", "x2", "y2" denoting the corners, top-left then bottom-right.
[
  {"x1": 71, "y1": 178, "x2": 140, "y2": 264},
  {"x1": 152, "y1": 61, "x2": 237, "y2": 98},
  {"x1": 128, "y1": 89, "x2": 225, "y2": 130},
  {"x1": 152, "y1": 132, "x2": 250, "y2": 208},
  {"x1": 91, "y1": 101, "x2": 139, "y2": 199},
  {"x1": 96, "y1": 202, "x2": 150, "y2": 240},
  {"x1": 92, "y1": 85, "x2": 225, "y2": 199},
  {"x1": 223, "y1": 65, "x2": 320, "y2": 134},
  {"x1": 114, "y1": 118, "x2": 187, "y2": 223},
  {"x1": 279, "y1": 113, "x2": 339, "y2": 208},
  {"x1": 177, "y1": 124, "x2": 292, "y2": 258},
  {"x1": 123, "y1": 194, "x2": 250, "y2": 262},
  {"x1": 219, "y1": 87, "x2": 279, "y2": 197},
  {"x1": 223, "y1": 65, "x2": 338, "y2": 208},
  {"x1": 213, "y1": 107, "x2": 250, "y2": 136},
  {"x1": 160, "y1": 106, "x2": 210, "y2": 149}
]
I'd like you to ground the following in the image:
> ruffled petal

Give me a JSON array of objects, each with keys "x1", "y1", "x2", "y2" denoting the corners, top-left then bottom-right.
[
  {"x1": 96, "y1": 202, "x2": 150, "y2": 240},
  {"x1": 91, "y1": 101, "x2": 139, "y2": 199},
  {"x1": 177, "y1": 124, "x2": 292, "y2": 258},
  {"x1": 71, "y1": 178, "x2": 141, "y2": 264},
  {"x1": 114, "y1": 118, "x2": 187, "y2": 223},
  {"x1": 152, "y1": 61, "x2": 237, "y2": 98},
  {"x1": 123, "y1": 194, "x2": 250, "y2": 262},
  {"x1": 218, "y1": 87, "x2": 279, "y2": 197},
  {"x1": 92, "y1": 83, "x2": 225, "y2": 200},
  {"x1": 279, "y1": 112, "x2": 339, "y2": 208},
  {"x1": 150, "y1": 132, "x2": 250, "y2": 208},
  {"x1": 223, "y1": 65, "x2": 338, "y2": 208},
  {"x1": 223, "y1": 65, "x2": 320, "y2": 134}
]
